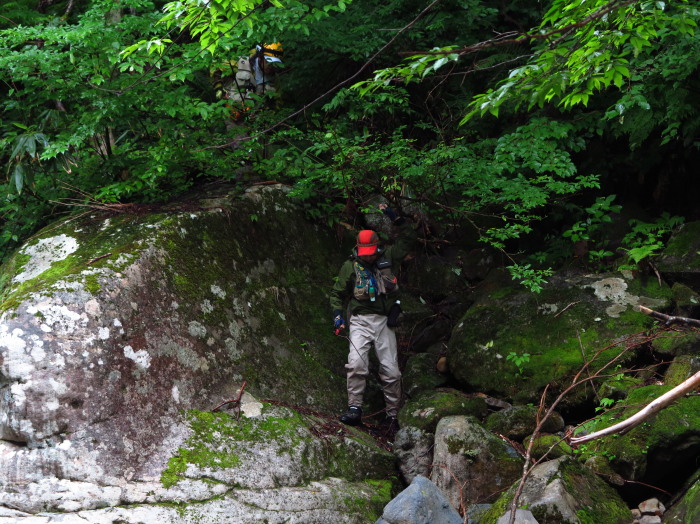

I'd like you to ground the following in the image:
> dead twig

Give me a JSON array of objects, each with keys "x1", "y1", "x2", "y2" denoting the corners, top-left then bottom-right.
[
  {"x1": 637, "y1": 305, "x2": 700, "y2": 328},
  {"x1": 212, "y1": 380, "x2": 247, "y2": 419},
  {"x1": 86, "y1": 253, "x2": 112, "y2": 265},
  {"x1": 554, "y1": 301, "x2": 580, "y2": 318}
]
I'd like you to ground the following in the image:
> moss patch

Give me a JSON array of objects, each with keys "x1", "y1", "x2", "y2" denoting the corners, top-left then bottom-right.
[
  {"x1": 478, "y1": 457, "x2": 632, "y2": 524},
  {"x1": 341, "y1": 479, "x2": 394, "y2": 522},
  {"x1": 447, "y1": 272, "x2": 668, "y2": 405},
  {"x1": 398, "y1": 389, "x2": 488, "y2": 432},
  {"x1": 161, "y1": 404, "x2": 396, "y2": 489},
  {"x1": 574, "y1": 386, "x2": 700, "y2": 482}
]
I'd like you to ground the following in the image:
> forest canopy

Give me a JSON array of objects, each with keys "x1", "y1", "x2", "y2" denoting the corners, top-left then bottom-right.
[{"x1": 1, "y1": 0, "x2": 698, "y2": 289}]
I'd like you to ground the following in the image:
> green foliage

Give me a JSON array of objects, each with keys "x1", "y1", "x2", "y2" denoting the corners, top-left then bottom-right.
[
  {"x1": 506, "y1": 351, "x2": 531, "y2": 377},
  {"x1": 466, "y1": 0, "x2": 698, "y2": 119},
  {"x1": 618, "y1": 213, "x2": 684, "y2": 269},
  {"x1": 141, "y1": 0, "x2": 348, "y2": 57},
  {"x1": 0, "y1": 0, "x2": 696, "y2": 298},
  {"x1": 563, "y1": 195, "x2": 621, "y2": 244},
  {"x1": 557, "y1": 195, "x2": 622, "y2": 268},
  {"x1": 507, "y1": 264, "x2": 553, "y2": 294},
  {"x1": 258, "y1": 114, "x2": 607, "y2": 290},
  {"x1": 595, "y1": 397, "x2": 616, "y2": 414},
  {"x1": 0, "y1": 0, "x2": 245, "y2": 259}
]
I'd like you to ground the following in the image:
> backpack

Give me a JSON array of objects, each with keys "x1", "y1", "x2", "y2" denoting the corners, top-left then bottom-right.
[{"x1": 353, "y1": 257, "x2": 398, "y2": 301}]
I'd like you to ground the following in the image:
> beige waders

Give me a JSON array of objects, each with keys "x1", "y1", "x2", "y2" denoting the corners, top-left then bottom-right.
[{"x1": 346, "y1": 313, "x2": 402, "y2": 417}]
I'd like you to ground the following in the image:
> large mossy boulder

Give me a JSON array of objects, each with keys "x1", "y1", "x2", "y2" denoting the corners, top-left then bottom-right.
[
  {"x1": 485, "y1": 405, "x2": 565, "y2": 441},
  {"x1": 0, "y1": 185, "x2": 391, "y2": 518},
  {"x1": 446, "y1": 269, "x2": 671, "y2": 406}
]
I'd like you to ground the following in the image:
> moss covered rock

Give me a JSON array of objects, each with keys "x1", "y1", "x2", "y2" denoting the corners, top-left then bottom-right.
[
  {"x1": 651, "y1": 329, "x2": 700, "y2": 357},
  {"x1": 430, "y1": 416, "x2": 524, "y2": 509},
  {"x1": 657, "y1": 221, "x2": 700, "y2": 290},
  {"x1": 597, "y1": 375, "x2": 644, "y2": 402},
  {"x1": 479, "y1": 456, "x2": 633, "y2": 524},
  {"x1": 664, "y1": 355, "x2": 700, "y2": 387},
  {"x1": 162, "y1": 403, "x2": 396, "y2": 489},
  {"x1": 664, "y1": 472, "x2": 700, "y2": 524},
  {"x1": 0, "y1": 185, "x2": 389, "y2": 517},
  {"x1": 398, "y1": 388, "x2": 489, "y2": 433},
  {"x1": 523, "y1": 433, "x2": 573, "y2": 461},
  {"x1": 670, "y1": 282, "x2": 700, "y2": 318},
  {"x1": 402, "y1": 352, "x2": 450, "y2": 397},
  {"x1": 447, "y1": 269, "x2": 671, "y2": 406},
  {"x1": 575, "y1": 385, "x2": 700, "y2": 486},
  {"x1": 485, "y1": 405, "x2": 565, "y2": 441}
]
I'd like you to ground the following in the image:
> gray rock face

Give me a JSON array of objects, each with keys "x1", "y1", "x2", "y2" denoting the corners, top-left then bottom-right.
[
  {"x1": 394, "y1": 426, "x2": 434, "y2": 483},
  {"x1": 0, "y1": 186, "x2": 390, "y2": 520},
  {"x1": 376, "y1": 475, "x2": 463, "y2": 524},
  {"x1": 480, "y1": 456, "x2": 633, "y2": 524},
  {"x1": 0, "y1": 477, "x2": 385, "y2": 523},
  {"x1": 496, "y1": 509, "x2": 540, "y2": 524},
  {"x1": 430, "y1": 416, "x2": 524, "y2": 510}
]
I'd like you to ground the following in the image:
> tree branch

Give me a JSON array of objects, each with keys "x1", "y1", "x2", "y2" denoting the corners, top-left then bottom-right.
[
  {"x1": 212, "y1": 380, "x2": 248, "y2": 418},
  {"x1": 637, "y1": 305, "x2": 700, "y2": 328},
  {"x1": 570, "y1": 370, "x2": 700, "y2": 446}
]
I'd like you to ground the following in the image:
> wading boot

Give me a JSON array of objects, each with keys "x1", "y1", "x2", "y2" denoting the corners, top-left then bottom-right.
[{"x1": 339, "y1": 406, "x2": 362, "y2": 426}]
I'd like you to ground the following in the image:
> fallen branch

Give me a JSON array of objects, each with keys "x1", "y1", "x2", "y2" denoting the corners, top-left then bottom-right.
[
  {"x1": 212, "y1": 381, "x2": 247, "y2": 418},
  {"x1": 86, "y1": 253, "x2": 112, "y2": 265},
  {"x1": 570, "y1": 370, "x2": 700, "y2": 446},
  {"x1": 506, "y1": 331, "x2": 654, "y2": 524},
  {"x1": 554, "y1": 301, "x2": 580, "y2": 318},
  {"x1": 637, "y1": 305, "x2": 700, "y2": 328}
]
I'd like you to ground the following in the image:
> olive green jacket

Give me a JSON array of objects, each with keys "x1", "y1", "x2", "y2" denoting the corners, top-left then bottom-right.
[{"x1": 330, "y1": 222, "x2": 416, "y2": 318}]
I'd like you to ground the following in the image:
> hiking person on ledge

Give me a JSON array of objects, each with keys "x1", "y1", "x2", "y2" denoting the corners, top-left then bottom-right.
[{"x1": 330, "y1": 203, "x2": 416, "y2": 433}]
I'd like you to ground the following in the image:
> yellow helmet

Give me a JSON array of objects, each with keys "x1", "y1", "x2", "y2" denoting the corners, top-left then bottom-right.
[{"x1": 255, "y1": 42, "x2": 283, "y2": 62}]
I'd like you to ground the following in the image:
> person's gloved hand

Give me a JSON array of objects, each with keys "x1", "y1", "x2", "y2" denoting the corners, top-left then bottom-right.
[
  {"x1": 333, "y1": 310, "x2": 346, "y2": 335},
  {"x1": 379, "y1": 203, "x2": 404, "y2": 225},
  {"x1": 387, "y1": 302, "x2": 402, "y2": 327}
]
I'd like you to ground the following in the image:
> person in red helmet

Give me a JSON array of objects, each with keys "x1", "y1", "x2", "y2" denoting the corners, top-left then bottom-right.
[{"x1": 330, "y1": 203, "x2": 416, "y2": 432}]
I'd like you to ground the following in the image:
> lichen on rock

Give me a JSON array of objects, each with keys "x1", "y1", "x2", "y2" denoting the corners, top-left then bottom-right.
[{"x1": 0, "y1": 186, "x2": 385, "y2": 519}]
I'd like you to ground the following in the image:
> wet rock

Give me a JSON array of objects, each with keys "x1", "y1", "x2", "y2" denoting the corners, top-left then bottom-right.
[
  {"x1": 447, "y1": 269, "x2": 671, "y2": 407},
  {"x1": 485, "y1": 405, "x2": 564, "y2": 441}
]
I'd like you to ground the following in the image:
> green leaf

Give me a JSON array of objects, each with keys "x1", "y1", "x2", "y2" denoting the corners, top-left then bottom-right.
[{"x1": 12, "y1": 164, "x2": 24, "y2": 194}]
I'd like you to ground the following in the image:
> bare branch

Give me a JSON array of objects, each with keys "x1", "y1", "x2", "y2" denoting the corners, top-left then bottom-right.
[
  {"x1": 637, "y1": 305, "x2": 700, "y2": 328},
  {"x1": 212, "y1": 380, "x2": 248, "y2": 419},
  {"x1": 570, "y1": 370, "x2": 700, "y2": 446},
  {"x1": 398, "y1": 0, "x2": 637, "y2": 59}
]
